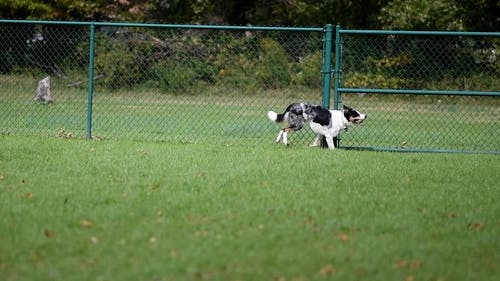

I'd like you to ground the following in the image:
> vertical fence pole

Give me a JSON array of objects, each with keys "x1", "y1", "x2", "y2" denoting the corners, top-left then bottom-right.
[
  {"x1": 321, "y1": 24, "x2": 333, "y2": 109},
  {"x1": 86, "y1": 22, "x2": 96, "y2": 140},
  {"x1": 319, "y1": 24, "x2": 334, "y2": 148},
  {"x1": 333, "y1": 25, "x2": 342, "y2": 111},
  {"x1": 332, "y1": 25, "x2": 343, "y2": 148}
]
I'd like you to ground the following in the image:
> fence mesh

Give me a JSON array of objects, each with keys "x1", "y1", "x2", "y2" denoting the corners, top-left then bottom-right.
[
  {"x1": 1, "y1": 22, "x2": 499, "y2": 153},
  {"x1": 340, "y1": 33, "x2": 499, "y2": 92},
  {"x1": 0, "y1": 22, "x2": 323, "y2": 146},
  {"x1": 337, "y1": 32, "x2": 499, "y2": 153},
  {"x1": 1, "y1": 24, "x2": 90, "y2": 138}
]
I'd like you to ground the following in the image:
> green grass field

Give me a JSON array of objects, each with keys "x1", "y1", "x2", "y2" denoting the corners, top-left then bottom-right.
[{"x1": 1, "y1": 136, "x2": 499, "y2": 281}]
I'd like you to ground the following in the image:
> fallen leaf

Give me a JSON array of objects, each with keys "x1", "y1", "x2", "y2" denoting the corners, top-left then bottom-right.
[
  {"x1": 336, "y1": 232, "x2": 349, "y2": 241},
  {"x1": 149, "y1": 236, "x2": 157, "y2": 244},
  {"x1": 396, "y1": 259, "x2": 408, "y2": 268},
  {"x1": 90, "y1": 236, "x2": 99, "y2": 244},
  {"x1": 56, "y1": 129, "x2": 76, "y2": 139},
  {"x1": 410, "y1": 260, "x2": 423, "y2": 269},
  {"x1": 44, "y1": 229, "x2": 55, "y2": 238},
  {"x1": 24, "y1": 192, "x2": 34, "y2": 199},
  {"x1": 396, "y1": 259, "x2": 423, "y2": 270},
  {"x1": 31, "y1": 250, "x2": 41, "y2": 263},
  {"x1": 468, "y1": 222, "x2": 486, "y2": 231},
  {"x1": 0, "y1": 174, "x2": 5, "y2": 180},
  {"x1": 80, "y1": 219, "x2": 94, "y2": 228},
  {"x1": 405, "y1": 275, "x2": 414, "y2": 281},
  {"x1": 319, "y1": 264, "x2": 334, "y2": 276}
]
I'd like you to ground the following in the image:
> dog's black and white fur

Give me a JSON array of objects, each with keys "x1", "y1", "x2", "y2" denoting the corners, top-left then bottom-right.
[{"x1": 267, "y1": 103, "x2": 366, "y2": 149}]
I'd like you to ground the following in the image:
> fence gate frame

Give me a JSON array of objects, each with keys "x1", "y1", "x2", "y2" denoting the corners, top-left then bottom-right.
[{"x1": 332, "y1": 26, "x2": 500, "y2": 153}]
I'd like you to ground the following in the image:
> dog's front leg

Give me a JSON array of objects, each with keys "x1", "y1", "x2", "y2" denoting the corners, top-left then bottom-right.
[{"x1": 325, "y1": 136, "x2": 336, "y2": 149}]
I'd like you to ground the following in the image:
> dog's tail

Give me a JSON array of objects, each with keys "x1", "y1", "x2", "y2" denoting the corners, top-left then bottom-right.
[{"x1": 267, "y1": 111, "x2": 287, "y2": 123}]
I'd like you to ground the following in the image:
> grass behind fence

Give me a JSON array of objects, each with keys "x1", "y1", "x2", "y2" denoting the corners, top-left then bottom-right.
[
  {"x1": 0, "y1": 137, "x2": 499, "y2": 281},
  {"x1": 1, "y1": 74, "x2": 499, "y2": 152}
]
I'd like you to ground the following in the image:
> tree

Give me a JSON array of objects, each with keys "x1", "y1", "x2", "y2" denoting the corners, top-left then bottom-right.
[
  {"x1": 0, "y1": 0, "x2": 148, "y2": 21},
  {"x1": 454, "y1": 0, "x2": 500, "y2": 31},
  {"x1": 378, "y1": 0, "x2": 462, "y2": 30}
]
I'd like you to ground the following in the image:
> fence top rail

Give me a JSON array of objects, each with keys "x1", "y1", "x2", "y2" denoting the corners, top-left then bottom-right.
[
  {"x1": 339, "y1": 28, "x2": 500, "y2": 37},
  {"x1": 337, "y1": 88, "x2": 500, "y2": 97},
  {"x1": 0, "y1": 19, "x2": 324, "y2": 32}
]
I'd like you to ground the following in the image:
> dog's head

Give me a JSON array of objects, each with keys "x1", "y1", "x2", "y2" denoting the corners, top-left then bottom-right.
[{"x1": 342, "y1": 105, "x2": 367, "y2": 124}]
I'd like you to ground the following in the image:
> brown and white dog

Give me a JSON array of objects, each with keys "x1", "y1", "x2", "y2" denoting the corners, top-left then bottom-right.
[{"x1": 267, "y1": 103, "x2": 366, "y2": 149}]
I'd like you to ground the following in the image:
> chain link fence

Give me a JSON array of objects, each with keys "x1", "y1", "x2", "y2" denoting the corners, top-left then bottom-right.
[
  {"x1": 1, "y1": 21, "x2": 324, "y2": 145},
  {"x1": 335, "y1": 29, "x2": 500, "y2": 153},
  {"x1": 1, "y1": 21, "x2": 499, "y2": 153}
]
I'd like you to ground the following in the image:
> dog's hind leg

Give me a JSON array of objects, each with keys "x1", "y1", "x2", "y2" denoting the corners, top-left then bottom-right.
[
  {"x1": 279, "y1": 127, "x2": 294, "y2": 145},
  {"x1": 275, "y1": 129, "x2": 285, "y2": 143},
  {"x1": 282, "y1": 131, "x2": 288, "y2": 145},
  {"x1": 310, "y1": 134, "x2": 322, "y2": 147}
]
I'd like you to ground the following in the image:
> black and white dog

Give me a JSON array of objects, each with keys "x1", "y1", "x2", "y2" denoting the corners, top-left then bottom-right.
[{"x1": 267, "y1": 103, "x2": 367, "y2": 149}]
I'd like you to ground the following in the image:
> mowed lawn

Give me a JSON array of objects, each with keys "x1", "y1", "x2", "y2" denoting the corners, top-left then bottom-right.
[{"x1": 0, "y1": 136, "x2": 499, "y2": 281}]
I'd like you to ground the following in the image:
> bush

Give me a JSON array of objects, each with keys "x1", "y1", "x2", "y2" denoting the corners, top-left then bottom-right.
[
  {"x1": 291, "y1": 50, "x2": 322, "y2": 88},
  {"x1": 152, "y1": 58, "x2": 206, "y2": 93},
  {"x1": 343, "y1": 72, "x2": 409, "y2": 89},
  {"x1": 93, "y1": 33, "x2": 154, "y2": 90},
  {"x1": 211, "y1": 35, "x2": 260, "y2": 90},
  {"x1": 255, "y1": 38, "x2": 291, "y2": 89}
]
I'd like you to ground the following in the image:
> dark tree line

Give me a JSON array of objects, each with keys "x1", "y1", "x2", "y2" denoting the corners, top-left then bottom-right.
[{"x1": 1, "y1": 0, "x2": 498, "y2": 31}]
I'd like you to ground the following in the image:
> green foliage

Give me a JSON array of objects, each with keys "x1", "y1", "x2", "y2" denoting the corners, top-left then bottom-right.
[
  {"x1": 212, "y1": 35, "x2": 261, "y2": 90},
  {"x1": 1, "y1": 0, "x2": 498, "y2": 32},
  {"x1": 93, "y1": 33, "x2": 154, "y2": 89},
  {"x1": 379, "y1": 0, "x2": 462, "y2": 30},
  {"x1": 255, "y1": 38, "x2": 291, "y2": 89},
  {"x1": 455, "y1": 0, "x2": 500, "y2": 32},
  {"x1": 152, "y1": 58, "x2": 206, "y2": 93},
  {"x1": 150, "y1": 35, "x2": 312, "y2": 93},
  {"x1": 0, "y1": 0, "x2": 50, "y2": 19},
  {"x1": 290, "y1": 50, "x2": 322, "y2": 88},
  {"x1": 343, "y1": 72, "x2": 409, "y2": 89}
]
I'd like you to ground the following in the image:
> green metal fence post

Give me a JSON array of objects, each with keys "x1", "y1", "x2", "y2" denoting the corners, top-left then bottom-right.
[
  {"x1": 321, "y1": 24, "x2": 333, "y2": 109},
  {"x1": 332, "y1": 25, "x2": 343, "y2": 148},
  {"x1": 333, "y1": 25, "x2": 342, "y2": 111},
  {"x1": 86, "y1": 22, "x2": 96, "y2": 140}
]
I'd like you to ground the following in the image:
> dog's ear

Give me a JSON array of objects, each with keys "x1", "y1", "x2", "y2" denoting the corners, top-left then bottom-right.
[{"x1": 342, "y1": 105, "x2": 349, "y2": 112}]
